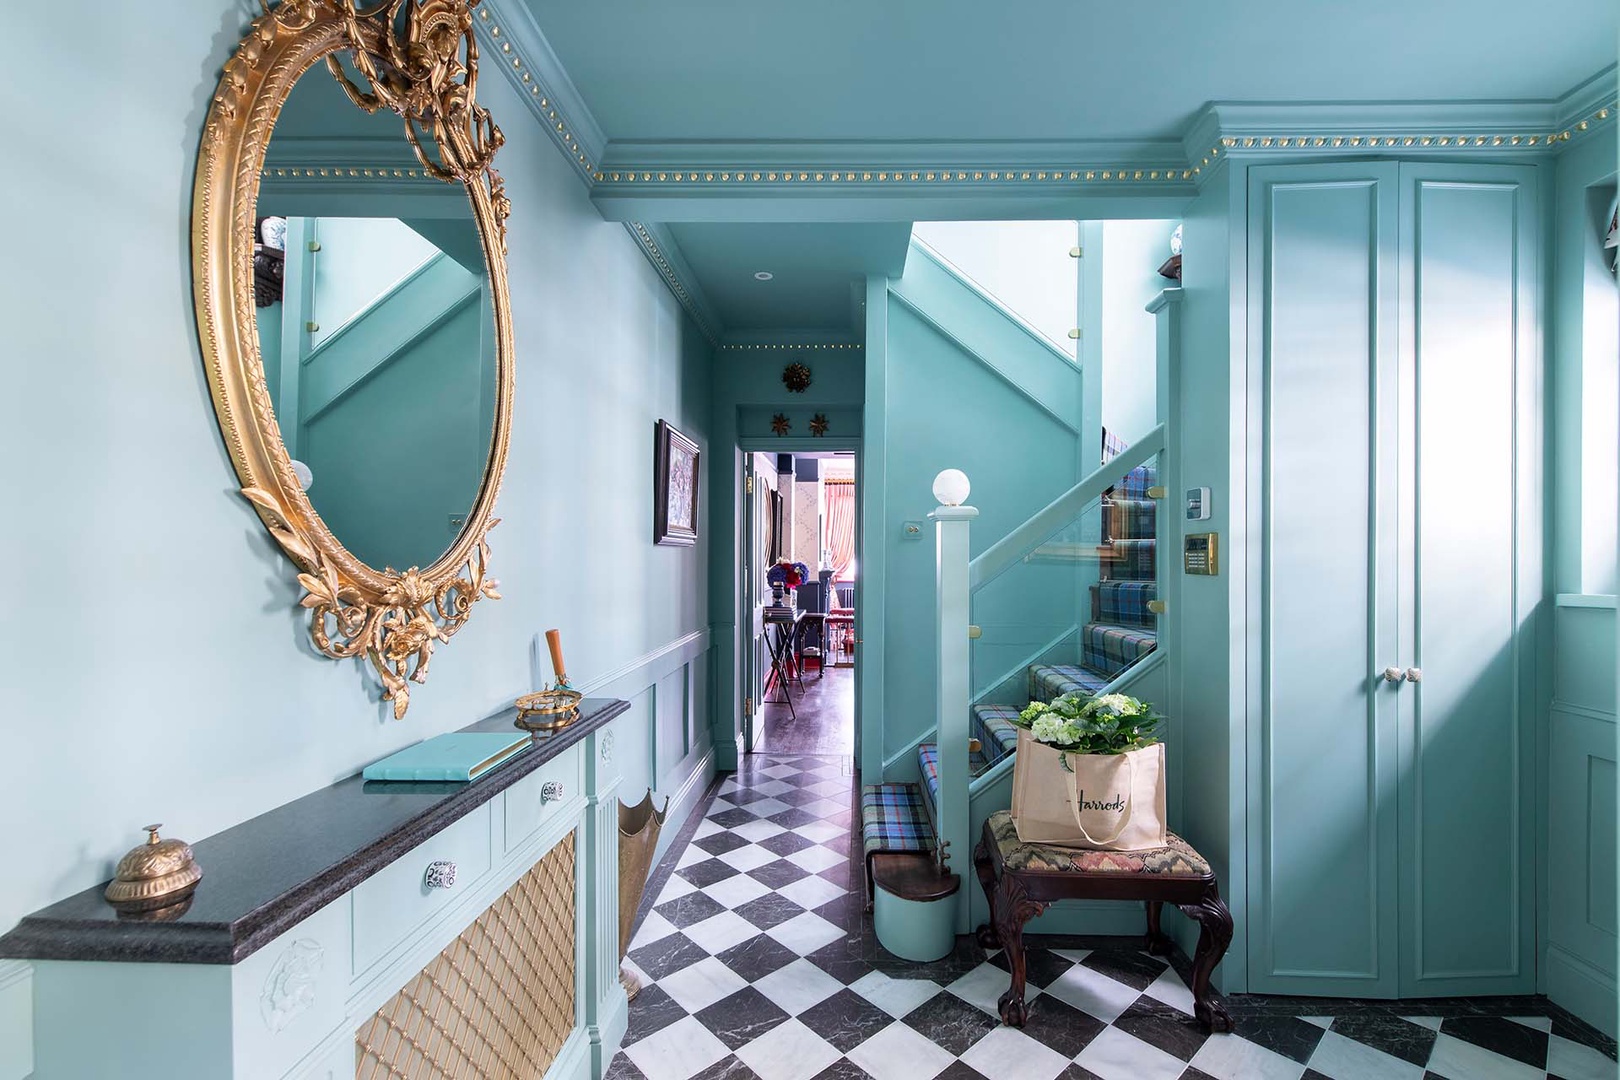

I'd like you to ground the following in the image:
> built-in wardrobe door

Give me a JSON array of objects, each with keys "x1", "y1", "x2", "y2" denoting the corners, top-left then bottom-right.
[
  {"x1": 1397, "y1": 162, "x2": 1539, "y2": 996},
  {"x1": 1246, "y1": 162, "x2": 1403, "y2": 996}
]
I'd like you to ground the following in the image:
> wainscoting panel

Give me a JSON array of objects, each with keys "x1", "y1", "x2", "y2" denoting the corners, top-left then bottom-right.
[{"x1": 1547, "y1": 700, "x2": 1618, "y2": 1036}]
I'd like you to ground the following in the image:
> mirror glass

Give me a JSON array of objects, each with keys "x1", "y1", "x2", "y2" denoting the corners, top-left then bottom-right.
[{"x1": 254, "y1": 57, "x2": 496, "y2": 573}]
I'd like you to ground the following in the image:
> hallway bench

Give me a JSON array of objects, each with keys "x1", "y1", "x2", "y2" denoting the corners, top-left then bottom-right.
[{"x1": 972, "y1": 810, "x2": 1234, "y2": 1033}]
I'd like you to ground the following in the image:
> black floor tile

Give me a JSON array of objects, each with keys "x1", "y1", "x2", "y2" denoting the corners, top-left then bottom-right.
[
  {"x1": 655, "y1": 890, "x2": 728, "y2": 928},
  {"x1": 1017, "y1": 994, "x2": 1108, "y2": 1058},
  {"x1": 1439, "y1": 1015, "x2": 1549, "y2": 1069},
  {"x1": 732, "y1": 892, "x2": 808, "y2": 931},
  {"x1": 987, "y1": 945, "x2": 1075, "y2": 989},
  {"x1": 1111, "y1": 998, "x2": 1210, "y2": 1061},
  {"x1": 1231, "y1": 1013, "x2": 1329, "y2": 1064},
  {"x1": 695, "y1": 987, "x2": 791, "y2": 1050},
  {"x1": 621, "y1": 983, "x2": 687, "y2": 1045},
  {"x1": 628, "y1": 932, "x2": 710, "y2": 980},
  {"x1": 1077, "y1": 947, "x2": 1167, "y2": 991},
  {"x1": 798, "y1": 989, "x2": 895, "y2": 1052},
  {"x1": 716, "y1": 934, "x2": 802, "y2": 982},
  {"x1": 1327, "y1": 1013, "x2": 1438, "y2": 1067},
  {"x1": 678, "y1": 858, "x2": 745, "y2": 888},
  {"x1": 747, "y1": 858, "x2": 812, "y2": 889},
  {"x1": 901, "y1": 993, "x2": 1001, "y2": 1055}
]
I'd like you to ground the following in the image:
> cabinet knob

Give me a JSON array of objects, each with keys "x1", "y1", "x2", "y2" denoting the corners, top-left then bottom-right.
[
  {"x1": 541, "y1": 780, "x2": 565, "y2": 804},
  {"x1": 1381, "y1": 667, "x2": 1403, "y2": 683},
  {"x1": 1404, "y1": 667, "x2": 1422, "y2": 684},
  {"x1": 424, "y1": 860, "x2": 457, "y2": 889}
]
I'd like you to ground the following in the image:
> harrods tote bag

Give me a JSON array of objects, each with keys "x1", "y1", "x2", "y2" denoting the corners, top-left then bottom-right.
[{"x1": 1010, "y1": 729, "x2": 1167, "y2": 850}]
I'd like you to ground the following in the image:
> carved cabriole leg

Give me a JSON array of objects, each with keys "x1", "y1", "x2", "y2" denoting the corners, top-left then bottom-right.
[
  {"x1": 973, "y1": 839, "x2": 1000, "y2": 949},
  {"x1": 991, "y1": 872, "x2": 1046, "y2": 1028},
  {"x1": 1176, "y1": 882, "x2": 1235, "y2": 1033},
  {"x1": 1144, "y1": 900, "x2": 1173, "y2": 956}
]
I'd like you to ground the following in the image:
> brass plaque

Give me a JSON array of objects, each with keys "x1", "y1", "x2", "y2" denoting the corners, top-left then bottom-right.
[{"x1": 1185, "y1": 533, "x2": 1219, "y2": 575}]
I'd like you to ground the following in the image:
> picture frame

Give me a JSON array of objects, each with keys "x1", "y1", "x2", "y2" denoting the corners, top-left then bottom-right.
[{"x1": 654, "y1": 419, "x2": 701, "y2": 546}]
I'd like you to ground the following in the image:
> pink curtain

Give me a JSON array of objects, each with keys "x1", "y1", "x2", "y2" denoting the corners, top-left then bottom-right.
[{"x1": 824, "y1": 480, "x2": 857, "y2": 582}]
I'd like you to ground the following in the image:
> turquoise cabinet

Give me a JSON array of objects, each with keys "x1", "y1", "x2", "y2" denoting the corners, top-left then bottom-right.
[{"x1": 1246, "y1": 161, "x2": 1540, "y2": 998}]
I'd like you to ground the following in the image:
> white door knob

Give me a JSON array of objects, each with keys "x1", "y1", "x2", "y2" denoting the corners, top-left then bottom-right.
[
  {"x1": 1404, "y1": 667, "x2": 1422, "y2": 683},
  {"x1": 1382, "y1": 667, "x2": 1403, "y2": 683}
]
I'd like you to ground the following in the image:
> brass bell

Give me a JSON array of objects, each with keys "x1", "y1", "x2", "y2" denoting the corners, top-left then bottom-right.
[{"x1": 104, "y1": 824, "x2": 203, "y2": 912}]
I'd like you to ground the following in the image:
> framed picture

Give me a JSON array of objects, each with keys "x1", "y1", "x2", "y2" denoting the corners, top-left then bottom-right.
[{"x1": 654, "y1": 419, "x2": 700, "y2": 546}]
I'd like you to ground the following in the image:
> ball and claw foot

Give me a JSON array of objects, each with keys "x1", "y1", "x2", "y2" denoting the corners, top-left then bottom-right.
[
  {"x1": 1196, "y1": 998, "x2": 1234, "y2": 1034},
  {"x1": 997, "y1": 989, "x2": 1029, "y2": 1028},
  {"x1": 975, "y1": 922, "x2": 1001, "y2": 950}
]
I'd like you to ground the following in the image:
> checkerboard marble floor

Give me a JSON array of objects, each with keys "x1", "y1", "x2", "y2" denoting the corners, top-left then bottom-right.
[{"x1": 606, "y1": 755, "x2": 1618, "y2": 1080}]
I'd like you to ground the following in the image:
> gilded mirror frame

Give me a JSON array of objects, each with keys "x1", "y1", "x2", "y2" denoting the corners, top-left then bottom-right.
[{"x1": 193, "y1": 0, "x2": 513, "y2": 718}]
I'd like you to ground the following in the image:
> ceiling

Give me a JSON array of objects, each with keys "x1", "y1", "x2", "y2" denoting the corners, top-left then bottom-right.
[
  {"x1": 516, "y1": 0, "x2": 1616, "y2": 341},
  {"x1": 666, "y1": 223, "x2": 910, "y2": 333},
  {"x1": 524, "y1": 0, "x2": 1613, "y2": 143}
]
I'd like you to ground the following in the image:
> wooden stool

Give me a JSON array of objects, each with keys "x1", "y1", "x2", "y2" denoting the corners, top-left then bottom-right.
[{"x1": 972, "y1": 810, "x2": 1234, "y2": 1033}]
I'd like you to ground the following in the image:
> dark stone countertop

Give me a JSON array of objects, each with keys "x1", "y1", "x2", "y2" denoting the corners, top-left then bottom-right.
[{"x1": 0, "y1": 698, "x2": 628, "y2": 966}]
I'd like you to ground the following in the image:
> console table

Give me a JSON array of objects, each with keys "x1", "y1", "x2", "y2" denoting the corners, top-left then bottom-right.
[{"x1": 1, "y1": 699, "x2": 633, "y2": 1080}]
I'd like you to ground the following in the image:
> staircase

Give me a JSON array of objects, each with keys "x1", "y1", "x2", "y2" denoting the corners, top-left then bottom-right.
[{"x1": 859, "y1": 453, "x2": 1162, "y2": 927}]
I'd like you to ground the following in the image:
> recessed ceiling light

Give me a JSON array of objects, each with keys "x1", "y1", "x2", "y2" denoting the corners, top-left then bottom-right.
[{"x1": 754, "y1": 271, "x2": 774, "y2": 281}]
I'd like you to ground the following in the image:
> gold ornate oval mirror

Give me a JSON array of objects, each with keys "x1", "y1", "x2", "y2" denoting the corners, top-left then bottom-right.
[{"x1": 193, "y1": 0, "x2": 513, "y2": 718}]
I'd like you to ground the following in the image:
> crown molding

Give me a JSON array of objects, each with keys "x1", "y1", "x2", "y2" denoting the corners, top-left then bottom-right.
[
  {"x1": 719, "y1": 330, "x2": 864, "y2": 349},
  {"x1": 473, "y1": 0, "x2": 608, "y2": 182},
  {"x1": 624, "y1": 222, "x2": 723, "y2": 346}
]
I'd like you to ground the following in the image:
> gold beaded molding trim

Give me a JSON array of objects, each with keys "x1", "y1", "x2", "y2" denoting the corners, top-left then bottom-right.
[{"x1": 357, "y1": 833, "x2": 576, "y2": 1079}]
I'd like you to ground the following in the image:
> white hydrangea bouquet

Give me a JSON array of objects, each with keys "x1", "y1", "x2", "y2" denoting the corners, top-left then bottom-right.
[
  {"x1": 1018, "y1": 692, "x2": 1163, "y2": 757},
  {"x1": 1010, "y1": 692, "x2": 1169, "y2": 850}
]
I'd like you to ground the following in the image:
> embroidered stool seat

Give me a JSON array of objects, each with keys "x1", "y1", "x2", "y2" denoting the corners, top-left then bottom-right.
[{"x1": 974, "y1": 810, "x2": 1233, "y2": 1033}]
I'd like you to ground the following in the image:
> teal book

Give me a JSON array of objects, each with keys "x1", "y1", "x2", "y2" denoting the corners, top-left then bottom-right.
[{"x1": 362, "y1": 732, "x2": 532, "y2": 782}]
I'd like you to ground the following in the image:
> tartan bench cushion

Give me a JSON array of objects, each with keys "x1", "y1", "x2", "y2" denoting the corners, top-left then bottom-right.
[
  {"x1": 986, "y1": 810, "x2": 1211, "y2": 878},
  {"x1": 916, "y1": 743, "x2": 941, "y2": 810},
  {"x1": 861, "y1": 782, "x2": 935, "y2": 904},
  {"x1": 973, "y1": 705, "x2": 1022, "y2": 759}
]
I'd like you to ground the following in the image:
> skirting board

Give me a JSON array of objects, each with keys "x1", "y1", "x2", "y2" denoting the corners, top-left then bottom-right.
[{"x1": 1545, "y1": 943, "x2": 1619, "y2": 1039}]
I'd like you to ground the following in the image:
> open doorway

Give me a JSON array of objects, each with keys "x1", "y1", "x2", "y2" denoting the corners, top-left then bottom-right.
[{"x1": 742, "y1": 449, "x2": 858, "y2": 757}]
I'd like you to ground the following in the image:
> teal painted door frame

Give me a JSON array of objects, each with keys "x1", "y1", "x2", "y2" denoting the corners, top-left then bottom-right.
[{"x1": 1245, "y1": 159, "x2": 1542, "y2": 998}]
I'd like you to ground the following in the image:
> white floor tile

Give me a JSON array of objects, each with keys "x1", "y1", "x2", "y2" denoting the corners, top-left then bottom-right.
[
  {"x1": 804, "y1": 798, "x2": 848, "y2": 818},
  {"x1": 745, "y1": 798, "x2": 794, "y2": 818},
  {"x1": 946, "y1": 961, "x2": 1036, "y2": 1017},
  {"x1": 731, "y1": 818, "x2": 787, "y2": 843},
  {"x1": 1041, "y1": 962, "x2": 1137, "y2": 1023},
  {"x1": 1547, "y1": 1034, "x2": 1619, "y2": 1080},
  {"x1": 753, "y1": 779, "x2": 795, "y2": 797},
  {"x1": 1073, "y1": 1026, "x2": 1187, "y2": 1080},
  {"x1": 797, "y1": 821, "x2": 845, "y2": 844},
  {"x1": 776, "y1": 873, "x2": 846, "y2": 911},
  {"x1": 657, "y1": 875, "x2": 697, "y2": 903},
  {"x1": 1140, "y1": 967, "x2": 1194, "y2": 1016},
  {"x1": 1426, "y1": 1033, "x2": 1543, "y2": 1080},
  {"x1": 1400, "y1": 1016, "x2": 1443, "y2": 1031},
  {"x1": 1305, "y1": 1030, "x2": 1424, "y2": 1080},
  {"x1": 765, "y1": 911, "x2": 844, "y2": 955},
  {"x1": 702, "y1": 872, "x2": 772, "y2": 910},
  {"x1": 681, "y1": 910, "x2": 762, "y2": 955},
  {"x1": 762, "y1": 764, "x2": 798, "y2": 779},
  {"x1": 785, "y1": 845, "x2": 845, "y2": 874},
  {"x1": 808, "y1": 780, "x2": 849, "y2": 798},
  {"x1": 629, "y1": 911, "x2": 679, "y2": 950},
  {"x1": 846, "y1": 1020, "x2": 958, "y2": 1080},
  {"x1": 958, "y1": 1023, "x2": 1072, "y2": 1080},
  {"x1": 733, "y1": 1018, "x2": 842, "y2": 1080},
  {"x1": 675, "y1": 844, "x2": 709, "y2": 869},
  {"x1": 847, "y1": 970, "x2": 943, "y2": 1018},
  {"x1": 1190, "y1": 1033, "x2": 1308, "y2": 1080},
  {"x1": 693, "y1": 818, "x2": 723, "y2": 838},
  {"x1": 752, "y1": 957, "x2": 844, "y2": 1015},
  {"x1": 656, "y1": 956, "x2": 749, "y2": 1014},
  {"x1": 717, "y1": 844, "x2": 779, "y2": 872},
  {"x1": 623, "y1": 1015, "x2": 730, "y2": 1080}
]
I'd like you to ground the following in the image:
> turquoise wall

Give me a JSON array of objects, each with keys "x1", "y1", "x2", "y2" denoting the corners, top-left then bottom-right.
[
  {"x1": 0, "y1": 6, "x2": 716, "y2": 1074},
  {"x1": 872, "y1": 256, "x2": 1084, "y2": 765},
  {"x1": 1545, "y1": 124, "x2": 1619, "y2": 1036}
]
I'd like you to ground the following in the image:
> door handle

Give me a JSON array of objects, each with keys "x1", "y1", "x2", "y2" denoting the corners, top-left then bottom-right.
[
  {"x1": 1403, "y1": 667, "x2": 1422, "y2": 684},
  {"x1": 1381, "y1": 667, "x2": 1403, "y2": 683}
]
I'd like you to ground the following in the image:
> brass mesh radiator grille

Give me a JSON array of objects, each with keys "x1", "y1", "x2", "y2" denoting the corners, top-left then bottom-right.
[{"x1": 356, "y1": 833, "x2": 577, "y2": 1079}]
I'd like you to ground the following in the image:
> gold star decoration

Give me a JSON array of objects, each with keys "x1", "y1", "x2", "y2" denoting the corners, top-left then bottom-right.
[
  {"x1": 771, "y1": 413, "x2": 792, "y2": 436},
  {"x1": 809, "y1": 413, "x2": 830, "y2": 437}
]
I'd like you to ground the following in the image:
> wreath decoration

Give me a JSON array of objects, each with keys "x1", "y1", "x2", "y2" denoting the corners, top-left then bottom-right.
[{"x1": 782, "y1": 363, "x2": 812, "y2": 393}]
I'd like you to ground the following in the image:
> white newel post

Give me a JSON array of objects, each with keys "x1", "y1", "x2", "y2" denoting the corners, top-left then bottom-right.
[{"x1": 931, "y1": 470, "x2": 976, "y2": 933}]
